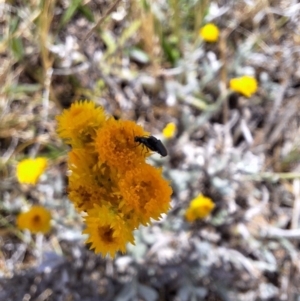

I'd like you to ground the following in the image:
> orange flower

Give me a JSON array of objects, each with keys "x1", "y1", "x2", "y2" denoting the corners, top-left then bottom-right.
[
  {"x1": 68, "y1": 173, "x2": 121, "y2": 212},
  {"x1": 56, "y1": 100, "x2": 106, "y2": 148},
  {"x1": 68, "y1": 148, "x2": 99, "y2": 187},
  {"x1": 119, "y1": 164, "x2": 172, "y2": 225},
  {"x1": 83, "y1": 205, "x2": 134, "y2": 257},
  {"x1": 17, "y1": 206, "x2": 51, "y2": 234},
  {"x1": 229, "y1": 76, "x2": 258, "y2": 97},
  {"x1": 95, "y1": 118, "x2": 150, "y2": 171},
  {"x1": 67, "y1": 148, "x2": 121, "y2": 211},
  {"x1": 56, "y1": 100, "x2": 173, "y2": 257},
  {"x1": 199, "y1": 23, "x2": 219, "y2": 42},
  {"x1": 16, "y1": 157, "x2": 47, "y2": 185},
  {"x1": 185, "y1": 194, "x2": 215, "y2": 222}
]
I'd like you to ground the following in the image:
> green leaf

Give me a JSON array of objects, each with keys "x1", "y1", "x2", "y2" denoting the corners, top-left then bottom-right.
[
  {"x1": 161, "y1": 35, "x2": 180, "y2": 65},
  {"x1": 60, "y1": 0, "x2": 82, "y2": 27},
  {"x1": 9, "y1": 16, "x2": 19, "y2": 33},
  {"x1": 119, "y1": 20, "x2": 141, "y2": 46},
  {"x1": 129, "y1": 48, "x2": 150, "y2": 64},
  {"x1": 101, "y1": 31, "x2": 117, "y2": 55},
  {"x1": 6, "y1": 84, "x2": 41, "y2": 94},
  {"x1": 10, "y1": 37, "x2": 24, "y2": 61},
  {"x1": 78, "y1": 4, "x2": 95, "y2": 22},
  {"x1": 44, "y1": 144, "x2": 68, "y2": 160}
]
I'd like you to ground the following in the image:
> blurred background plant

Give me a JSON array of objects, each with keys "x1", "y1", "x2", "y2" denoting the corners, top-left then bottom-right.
[{"x1": 1, "y1": 0, "x2": 300, "y2": 300}]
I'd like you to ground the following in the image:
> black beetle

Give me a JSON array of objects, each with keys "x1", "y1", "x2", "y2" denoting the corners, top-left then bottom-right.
[{"x1": 134, "y1": 136, "x2": 168, "y2": 157}]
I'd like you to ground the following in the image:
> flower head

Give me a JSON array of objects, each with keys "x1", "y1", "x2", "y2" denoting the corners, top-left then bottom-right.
[
  {"x1": 229, "y1": 76, "x2": 258, "y2": 97},
  {"x1": 68, "y1": 148, "x2": 99, "y2": 187},
  {"x1": 16, "y1": 157, "x2": 47, "y2": 185},
  {"x1": 119, "y1": 164, "x2": 172, "y2": 226},
  {"x1": 83, "y1": 205, "x2": 134, "y2": 257},
  {"x1": 56, "y1": 100, "x2": 106, "y2": 148},
  {"x1": 56, "y1": 100, "x2": 173, "y2": 257},
  {"x1": 17, "y1": 206, "x2": 51, "y2": 234},
  {"x1": 162, "y1": 122, "x2": 177, "y2": 139},
  {"x1": 95, "y1": 118, "x2": 150, "y2": 171},
  {"x1": 185, "y1": 194, "x2": 215, "y2": 222},
  {"x1": 67, "y1": 148, "x2": 121, "y2": 211},
  {"x1": 199, "y1": 23, "x2": 219, "y2": 42}
]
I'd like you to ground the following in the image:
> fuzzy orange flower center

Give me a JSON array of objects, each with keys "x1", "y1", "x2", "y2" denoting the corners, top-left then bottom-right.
[{"x1": 100, "y1": 226, "x2": 115, "y2": 244}]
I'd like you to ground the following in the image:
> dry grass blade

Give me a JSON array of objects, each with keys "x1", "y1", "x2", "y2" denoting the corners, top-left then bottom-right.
[{"x1": 79, "y1": 0, "x2": 123, "y2": 48}]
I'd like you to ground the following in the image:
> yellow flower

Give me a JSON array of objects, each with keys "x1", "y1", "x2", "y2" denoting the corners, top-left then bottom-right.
[
  {"x1": 56, "y1": 100, "x2": 106, "y2": 148},
  {"x1": 67, "y1": 148, "x2": 101, "y2": 211},
  {"x1": 162, "y1": 122, "x2": 177, "y2": 139},
  {"x1": 119, "y1": 164, "x2": 172, "y2": 226},
  {"x1": 68, "y1": 172, "x2": 120, "y2": 212},
  {"x1": 67, "y1": 149, "x2": 121, "y2": 211},
  {"x1": 199, "y1": 23, "x2": 219, "y2": 42},
  {"x1": 83, "y1": 205, "x2": 135, "y2": 257},
  {"x1": 16, "y1": 157, "x2": 47, "y2": 185},
  {"x1": 17, "y1": 206, "x2": 51, "y2": 234},
  {"x1": 185, "y1": 194, "x2": 215, "y2": 222},
  {"x1": 68, "y1": 183, "x2": 97, "y2": 211},
  {"x1": 229, "y1": 76, "x2": 258, "y2": 97},
  {"x1": 95, "y1": 118, "x2": 150, "y2": 171},
  {"x1": 68, "y1": 148, "x2": 99, "y2": 187}
]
